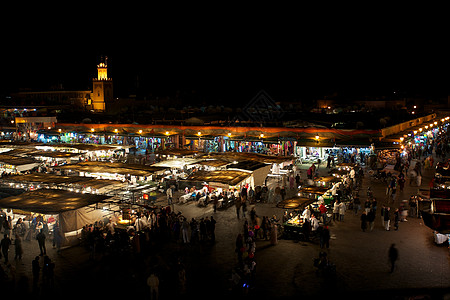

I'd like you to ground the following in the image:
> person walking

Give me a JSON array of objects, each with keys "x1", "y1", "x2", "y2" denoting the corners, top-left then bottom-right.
[
  {"x1": 390, "y1": 178, "x2": 397, "y2": 203},
  {"x1": 181, "y1": 217, "x2": 189, "y2": 244},
  {"x1": 235, "y1": 233, "x2": 244, "y2": 267},
  {"x1": 147, "y1": 272, "x2": 160, "y2": 300},
  {"x1": 364, "y1": 199, "x2": 371, "y2": 214},
  {"x1": 235, "y1": 197, "x2": 242, "y2": 219},
  {"x1": 36, "y1": 229, "x2": 46, "y2": 256},
  {"x1": 367, "y1": 209, "x2": 376, "y2": 231},
  {"x1": 166, "y1": 187, "x2": 173, "y2": 208},
  {"x1": 42, "y1": 255, "x2": 55, "y2": 288},
  {"x1": 353, "y1": 196, "x2": 361, "y2": 215},
  {"x1": 319, "y1": 203, "x2": 328, "y2": 224},
  {"x1": 388, "y1": 243, "x2": 399, "y2": 273},
  {"x1": 32, "y1": 256, "x2": 40, "y2": 290},
  {"x1": 381, "y1": 204, "x2": 385, "y2": 228},
  {"x1": 14, "y1": 234, "x2": 23, "y2": 260},
  {"x1": 333, "y1": 200, "x2": 340, "y2": 221},
  {"x1": 360, "y1": 211, "x2": 368, "y2": 232},
  {"x1": 319, "y1": 225, "x2": 330, "y2": 249},
  {"x1": 270, "y1": 222, "x2": 278, "y2": 245},
  {"x1": 210, "y1": 216, "x2": 216, "y2": 243},
  {"x1": 338, "y1": 201, "x2": 346, "y2": 221},
  {"x1": 0, "y1": 233, "x2": 11, "y2": 263},
  {"x1": 393, "y1": 208, "x2": 400, "y2": 231},
  {"x1": 384, "y1": 207, "x2": 391, "y2": 231}
]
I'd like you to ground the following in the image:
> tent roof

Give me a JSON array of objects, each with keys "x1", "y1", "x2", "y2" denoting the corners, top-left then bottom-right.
[
  {"x1": 226, "y1": 160, "x2": 270, "y2": 171},
  {"x1": 0, "y1": 154, "x2": 39, "y2": 166},
  {"x1": 0, "y1": 189, "x2": 110, "y2": 214},
  {"x1": 155, "y1": 148, "x2": 200, "y2": 157},
  {"x1": 151, "y1": 158, "x2": 204, "y2": 168},
  {"x1": 75, "y1": 161, "x2": 168, "y2": 173},
  {"x1": 27, "y1": 151, "x2": 82, "y2": 158},
  {"x1": 187, "y1": 170, "x2": 251, "y2": 186},
  {"x1": 277, "y1": 197, "x2": 316, "y2": 209},
  {"x1": 5, "y1": 173, "x2": 125, "y2": 190},
  {"x1": 196, "y1": 159, "x2": 231, "y2": 168},
  {"x1": 199, "y1": 152, "x2": 293, "y2": 164},
  {"x1": 51, "y1": 144, "x2": 119, "y2": 151},
  {"x1": 57, "y1": 161, "x2": 167, "y2": 177}
]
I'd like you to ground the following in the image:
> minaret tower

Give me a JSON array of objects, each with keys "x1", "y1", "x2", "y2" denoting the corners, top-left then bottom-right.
[{"x1": 92, "y1": 56, "x2": 113, "y2": 111}]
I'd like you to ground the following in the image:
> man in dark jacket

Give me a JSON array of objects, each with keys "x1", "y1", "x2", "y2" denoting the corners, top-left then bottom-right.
[
  {"x1": 0, "y1": 234, "x2": 11, "y2": 263},
  {"x1": 36, "y1": 229, "x2": 46, "y2": 256}
]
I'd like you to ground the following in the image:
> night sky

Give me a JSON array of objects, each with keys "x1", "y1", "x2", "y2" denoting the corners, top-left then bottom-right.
[{"x1": 1, "y1": 13, "x2": 445, "y2": 106}]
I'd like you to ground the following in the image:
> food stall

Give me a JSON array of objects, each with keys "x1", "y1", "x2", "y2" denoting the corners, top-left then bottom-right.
[
  {"x1": 313, "y1": 176, "x2": 341, "y2": 188},
  {"x1": 298, "y1": 186, "x2": 333, "y2": 204},
  {"x1": 181, "y1": 169, "x2": 252, "y2": 206},
  {"x1": 0, "y1": 188, "x2": 112, "y2": 246},
  {"x1": 0, "y1": 154, "x2": 41, "y2": 174},
  {"x1": 3, "y1": 173, "x2": 127, "y2": 195},
  {"x1": 281, "y1": 198, "x2": 319, "y2": 238}
]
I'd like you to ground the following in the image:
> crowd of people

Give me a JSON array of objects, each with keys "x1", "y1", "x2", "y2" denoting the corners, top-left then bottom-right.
[{"x1": 80, "y1": 205, "x2": 218, "y2": 259}]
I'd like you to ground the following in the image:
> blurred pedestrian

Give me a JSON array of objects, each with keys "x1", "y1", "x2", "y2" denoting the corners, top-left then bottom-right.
[
  {"x1": 388, "y1": 243, "x2": 399, "y2": 273},
  {"x1": 235, "y1": 198, "x2": 242, "y2": 219},
  {"x1": 393, "y1": 208, "x2": 400, "y2": 231},
  {"x1": 0, "y1": 233, "x2": 11, "y2": 263},
  {"x1": 36, "y1": 229, "x2": 46, "y2": 256},
  {"x1": 381, "y1": 204, "x2": 385, "y2": 228},
  {"x1": 147, "y1": 272, "x2": 160, "y2": 300},
  {"x1": 32, "y1": 256, "x2": 40, "y2": 290},
  {"x1": 367, "y1": 209, "x2": 375, "y2": 231},
  {"x1": 360, "y1": 211, "x2": 368, "y2": 232},
  {"x1": 333, "y1": 200, "x2": 340, "y2": 221},
  {"x1": 42, "y1": 255, "x2": 55, "y2": 288},
  {"x1": 319, "y1": 225, "x2": 330, "y2": 249},
  {"x1": 338, "y1": 201, "x2": 346, "y2": 221},
  {"x1": 384, "y1": 207, "x2": 391, "y2": 231},
  {"x1": 14, "y1": 234, "x2": 23, "y2": 260},
  {"x1": 270, "y1": 222, "x2": 278, "y2": 245}
]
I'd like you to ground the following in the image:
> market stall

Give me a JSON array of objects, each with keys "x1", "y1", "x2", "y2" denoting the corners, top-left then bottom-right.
[
  {"x1": 3, "y1": 173, "x2": 127, "y2": 195},
  {"x1": 0, "y1": 188, "x2": 112, "y2": 246},
  {"x1": 277, "y1": 196, "x2": 314, "y2": 209},
  {"x1": 55, "y1": 161, "x2": 167, "y2": 183},
  {"x1": 0, "y1": 154, "x2": 41, "y2": 174},
  {"x1": 282, "y1": 198, "x2": 327, "y2": 238},
  {"x1": 298, "y1": 186, "x2": 333, "y2": 204},
  {"x1": 182, "y1": 169, "x2": 252, "y2": 206},
  {"x1": 421, "y1": 198, "x2": 450, "y2": 234},
  {"x1": 313, "y1": 176, "x2": 341, "y2": 188},
  {"x1": 226, "y1": 160, "x2": 272, "y2": 187}
]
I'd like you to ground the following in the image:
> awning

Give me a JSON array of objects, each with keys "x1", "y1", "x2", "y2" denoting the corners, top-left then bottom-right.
[
  {"x1": 0, "y1": 188, "x2": 110, "y2": 214},
  {"x1": 186, "y1": 170, "x2": 251, "y2": 186}
]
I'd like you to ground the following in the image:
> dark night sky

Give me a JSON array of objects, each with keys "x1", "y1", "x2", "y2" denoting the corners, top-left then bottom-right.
[{"x1": 1, "y1": 12, "x2": 445, "y2": 106}]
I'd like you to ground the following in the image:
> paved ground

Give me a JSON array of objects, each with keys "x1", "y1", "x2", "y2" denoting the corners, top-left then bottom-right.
[{"x1": 1, "y1": 158, "x2": 450, "y2": 299}]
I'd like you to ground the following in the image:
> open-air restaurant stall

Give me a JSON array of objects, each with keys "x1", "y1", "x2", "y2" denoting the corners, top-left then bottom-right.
[
  {"x1": 180, "y1": 169, "x2": 252, "y2": 207},
  {"x1": 0, "y1": 188, "x2": 112, "y2": 246},
  {"x1": 313, "y1": 176, "x2": 341, "y2": 188},
  {"x1": 0, "y1": 154, "x2": 41, "y2": 174},
  {"x1": 280, "y1": 197, "x2": 330, "y2": 239},
  {"x1": 298, "y1": 186, "x2": 333, "y2": 204},
  {"x1": 54, "y1": 161, "x2": 167, "y2": 183},
  {"x1": 2, "y1": 173, "x2": 127, "y2": 195}
]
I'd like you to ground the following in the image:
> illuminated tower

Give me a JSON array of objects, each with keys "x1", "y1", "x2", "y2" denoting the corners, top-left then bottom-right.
[{"x1": 91, "y1": 56, "x2": 113, "y2": 111}]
